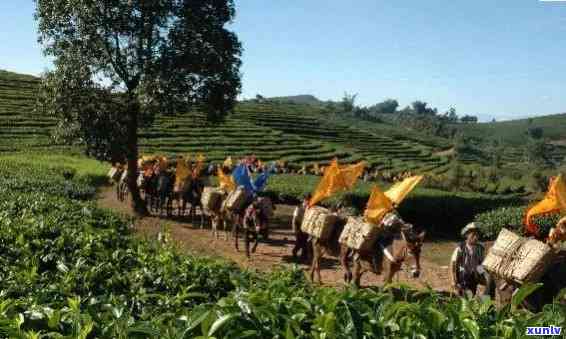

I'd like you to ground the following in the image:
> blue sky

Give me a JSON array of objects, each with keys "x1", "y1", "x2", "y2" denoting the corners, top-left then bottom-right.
[{"x1": 2, "y1": 1, "x2": 566, "y2": 121}]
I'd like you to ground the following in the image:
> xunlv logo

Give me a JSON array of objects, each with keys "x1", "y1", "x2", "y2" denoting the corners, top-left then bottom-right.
[{"x1": 526, "y1": 326, "x2": 562, "y2": 336}]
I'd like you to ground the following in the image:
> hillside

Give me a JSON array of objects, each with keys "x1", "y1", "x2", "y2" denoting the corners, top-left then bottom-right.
[
  {"x1": 264, "y1": 94, "x2": 325, "y2": 105},
  {"x1": 0, "y1": 70, "x2": 455, "y2": 174},
  {"x1": 455, "y1": 114, "x2": 566, "y2": 166},
  {"x1": 0, "y1": 70, "x2": 62, "y2": 152},
  {"x1": 457, "y1": 113, "x2": 566, "y2": 146}
]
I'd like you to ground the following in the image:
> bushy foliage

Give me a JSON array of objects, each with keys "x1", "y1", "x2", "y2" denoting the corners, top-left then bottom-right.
[
  {"x1": 0, "y1": 155, "x2": 564, "y2": 337},
  {"x1": 475, "y1": 206, "x2": 561, "y2": 240}
]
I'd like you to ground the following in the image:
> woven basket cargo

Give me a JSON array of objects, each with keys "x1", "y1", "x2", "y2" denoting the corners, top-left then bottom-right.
[
  {"x1": 224, "y1": 186, "x2": 250, "y2": 212},
  {"x1": 300, "y1": 206, "x2": 338, "y2": 241},
  {"x1": 483, "y1": 228, "x2": 555, "y2": 284},
  {"x1": 201, "y1": 187, "x2": 223, "y2": 212},
  {"x1": 339, "y1": 216, "x2": 383, "y2": 251}
]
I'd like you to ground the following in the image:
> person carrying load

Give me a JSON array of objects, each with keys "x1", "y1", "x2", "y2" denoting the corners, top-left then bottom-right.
[{"x1": 450, "y1": 222, "x2": 495, "y2": 298}]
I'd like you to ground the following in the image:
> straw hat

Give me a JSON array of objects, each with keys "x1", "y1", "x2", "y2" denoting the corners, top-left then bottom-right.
[
  {"x1": 557, "y1": 217, "x2": 566, "y2": 230},
  {"x1": 461, "y1": 222, "x2": 481, "y2": 237}
]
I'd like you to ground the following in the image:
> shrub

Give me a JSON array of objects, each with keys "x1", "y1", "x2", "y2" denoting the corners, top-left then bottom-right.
[{"x1": 475, "y1": 206, "x2": 561, "y2": 240}]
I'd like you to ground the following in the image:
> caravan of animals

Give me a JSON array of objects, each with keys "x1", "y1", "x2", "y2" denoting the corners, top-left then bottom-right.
[{"x1": 108, "y1": 152, "x2": 566, "y2": 301}]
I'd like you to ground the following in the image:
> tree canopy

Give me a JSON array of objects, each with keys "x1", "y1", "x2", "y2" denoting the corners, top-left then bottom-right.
[{"x1": 35, "y1": 0, "x2": 242, "y2": 214}]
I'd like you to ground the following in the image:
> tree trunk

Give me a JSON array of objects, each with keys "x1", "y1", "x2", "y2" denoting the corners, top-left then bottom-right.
[{"x1": 125, "y1": 92, "x2": 148, "y2": 216}]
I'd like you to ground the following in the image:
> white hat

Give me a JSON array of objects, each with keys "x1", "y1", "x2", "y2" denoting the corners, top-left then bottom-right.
[{"x1": 461, "y1": 222, "x2": 481, "y2": 237}]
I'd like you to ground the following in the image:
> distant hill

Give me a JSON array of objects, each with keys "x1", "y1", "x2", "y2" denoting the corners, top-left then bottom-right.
[
  {"x1": 457, "y1": 113, "x2": 566, "y2": 146},
  {"x1": 265, "y1": 94, "x2": 327, "y2": 106}
]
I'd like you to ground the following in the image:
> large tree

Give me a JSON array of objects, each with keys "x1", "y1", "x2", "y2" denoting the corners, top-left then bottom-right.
[{"x1": 35, "y1": 0, "x2": 242, "y2": 215}]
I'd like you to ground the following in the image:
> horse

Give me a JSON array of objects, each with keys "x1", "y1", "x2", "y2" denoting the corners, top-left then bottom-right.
[
  {"x1": 291, "y1": 204, "x2": 312, "y2": 263},
  {"x1": 172, "y1": 177, "x2": 193, "y2": 216},
  {"x1": 308, "y1": 212, "x2": 350, "y2": 284},
  {"x1": 233, "y1": 197, "x2": 274, "y2": 258},
  {"x1": 345, "y1": 229, "x2": 426, "y2": 287},
  {"x1": 495, "y1": 251, "x2": 566, "y2": 312},
  {"x1": 151, "y1": 171, "x2": 174, "y2": 217},
  {"x1": 309, "y1": 212, "x2": 425, "y2": 286},
  {"x1": 182, "y1": 178, "x2": 206, "y2": 227}
]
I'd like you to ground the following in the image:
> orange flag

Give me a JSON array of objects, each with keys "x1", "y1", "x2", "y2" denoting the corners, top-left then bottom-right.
[
  {"x1": 192, "y1": 153, "x2": 206, "y2": 179},
  {"x1": 217, "y1": 167, "x2": 236, "y2": 192},
  {"x1": 364, "y1": 175, "x2": 423, "y2": 225},
  {"x1": 309, "y1": 159, "x2": 366, "y2": 207},
  {"x1": 338, "y1": 161, "x2": 367, "y2": 188},
  {"x1": 525, "y1": 174, "x2": 566, "y2": 236},
  {"x1": 364, "y1": 185, "x2": 394, "y2": 224},
  {"x1": 175, "y1": 156, "x2": 191, "y2": 183},
  {"x1": 385, "y1": 175, "x2": 424, "y2": 205}
]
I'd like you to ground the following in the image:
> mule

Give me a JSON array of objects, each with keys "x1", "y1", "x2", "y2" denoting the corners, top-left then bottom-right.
[
  {"x1": 495, "y1": 251, "x2": 566, "y2": 311},
  {"x1": 233, "y1": 198, "x2": 274, "y2": 258},
  {"x1": 309, "y1": 216, "x2": 425, "y2": 286},
  {"x1": 182, "y1": 179, "x2": 205, "y2": 227},
  {"x1": 345, "y1": 229, "x2": 425, "y2": 287}
]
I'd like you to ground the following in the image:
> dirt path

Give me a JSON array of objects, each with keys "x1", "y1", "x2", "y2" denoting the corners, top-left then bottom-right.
[{"x1": 97, "y1": 186, "x2": 455, "y2": 291}]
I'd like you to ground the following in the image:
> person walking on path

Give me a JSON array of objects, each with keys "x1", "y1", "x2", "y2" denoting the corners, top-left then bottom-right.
[{"x1": 450, "y1": 222, "x2": 495, "y2": 298}]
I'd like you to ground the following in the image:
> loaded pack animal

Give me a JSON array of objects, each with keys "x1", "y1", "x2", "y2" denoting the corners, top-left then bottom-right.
[
  {"x1": 180, "y1": 177, "x2": 207, "y2": 226},
  {"x1": 233, "y1": 196, "x2": 274, "y2": 257},
  {"x1": 495, "y1": 250, "x2": 566, "y2": 312},
  {"x1": 292, "y1": 195, "x2": 312, "y2": 263},
  {"x1": 147, "y1": 167, "x2": 174, "y2": 217},
  {"x1": 310, "y1": 210, "x2": 425, "y2": 286}
]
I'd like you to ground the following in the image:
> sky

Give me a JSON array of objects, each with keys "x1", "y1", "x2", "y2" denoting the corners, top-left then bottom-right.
[{"x1": 2, "y1": 1, "x2": 566, "y2": 121}]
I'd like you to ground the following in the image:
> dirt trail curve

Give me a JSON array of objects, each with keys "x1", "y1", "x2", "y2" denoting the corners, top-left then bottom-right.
[{"x1": 97, "y1": 186, "x2": 454, "y2": 291}]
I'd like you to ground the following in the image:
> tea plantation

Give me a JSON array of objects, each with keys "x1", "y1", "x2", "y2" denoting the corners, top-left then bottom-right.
[
  {"x1": 0, "y1": 153, "x2": 564, "y2": 338},
  {"x1": 0, "y1": 70, "x2": 452, "y2": 175}
]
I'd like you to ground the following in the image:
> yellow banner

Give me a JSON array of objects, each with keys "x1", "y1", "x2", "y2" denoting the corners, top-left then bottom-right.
[
  {"x1": 176, "y1": 156, "x2": 191, "y2": 183},
  {"x1": 364, "y1": 185, "x2": 394, "y2": 224},
  {"x1": 525, "y1": 174, "x2": 566, "y2": 236},
  {"x1": 192, "y1": 153, "x2": 206, "y2": 179},
  {"x1": 223, "y1": 156, "x2": 233, "y2": 168},
  {"x1": 363, "y1": 175, "x2": 423, "y2": 224},
  {"x1": 309, "y1": 159, "x2": 366, "y2": 207},
  {"x1": 385, "y1": 175, "x2": 424, "y2": 205},
  {"x1": 218, "y1": 167, "x2": 236, "y2": 192}
]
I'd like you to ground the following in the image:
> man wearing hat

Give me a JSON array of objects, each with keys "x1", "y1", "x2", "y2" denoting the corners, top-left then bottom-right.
[{"x1": 450, "y1": 222, "x2": 495, "y2": 298}]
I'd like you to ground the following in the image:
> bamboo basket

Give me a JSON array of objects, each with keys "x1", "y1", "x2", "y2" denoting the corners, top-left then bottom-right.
[
  {"x1": 300, "y1": 206, "x2": 338, "y2": 241},
  {"x1": 339, "y1": 216, "x2": 383, "y2": 251},
  {"x1": 483, "y1": 228, "x2": 555, "y2": 284},
  {"x1": 201, "y1": 187, "x2": 223, "y2": 212}
]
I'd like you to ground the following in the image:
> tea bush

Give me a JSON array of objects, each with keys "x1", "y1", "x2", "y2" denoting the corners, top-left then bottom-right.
[
  {"x1": 475, "y1": 206, "x2": 561, "y2": 239},
  {"x1": 0, "y1": 154, "x2": 563, "y2": 338}
]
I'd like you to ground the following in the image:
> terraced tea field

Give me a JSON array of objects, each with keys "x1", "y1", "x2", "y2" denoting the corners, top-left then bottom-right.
[
  {"x1": 0, "y1": 70, "x2": 452, "y2": 174},
  {"x1": 0, "y1": 70, "x2": 63, "y2": 152}
]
